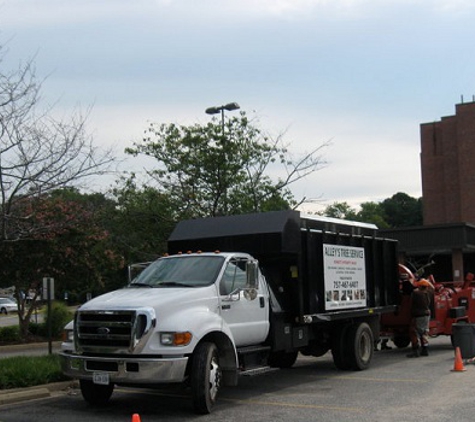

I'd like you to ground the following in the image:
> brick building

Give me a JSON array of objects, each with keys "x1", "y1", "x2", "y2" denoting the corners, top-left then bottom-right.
[
  {"x1": 421, "y1": 101, "x2": 475, "y2": 225},
  {"x1": 382, "y1": 101, "x2": 475, "y2": 282}
]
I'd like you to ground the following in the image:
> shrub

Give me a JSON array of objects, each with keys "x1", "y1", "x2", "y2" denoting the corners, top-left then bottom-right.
[
  {"x1": 43, "y1": 302, "x2": 73, "y2": 339},
  {"x1": 28, "y1": 321, "x2": 47, "y2": 337},
  {"x1": 0, "y1": 325, "x2": 20, "y2": 343}
]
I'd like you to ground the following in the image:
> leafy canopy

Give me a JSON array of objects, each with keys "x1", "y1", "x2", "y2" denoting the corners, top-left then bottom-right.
[
  {"x1": 125, "y1": 111, "x2": 329, "y2": 218},
  {"x1": 319, "y1": 192, "x2": 422, "y2": 228}
]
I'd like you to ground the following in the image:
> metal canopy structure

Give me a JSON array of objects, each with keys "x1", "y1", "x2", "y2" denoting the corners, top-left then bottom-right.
[
  {"x1": 381, "y1": 223, "x2": 475, "y2": 282},
  {"x1": 381, "y1": 223, "x2": 475, "y2": 255}
]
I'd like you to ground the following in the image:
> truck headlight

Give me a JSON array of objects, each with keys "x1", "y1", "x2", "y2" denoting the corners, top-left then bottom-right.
[{"x1": 160, "y1": 331, "x2": 192, "y2": 346}]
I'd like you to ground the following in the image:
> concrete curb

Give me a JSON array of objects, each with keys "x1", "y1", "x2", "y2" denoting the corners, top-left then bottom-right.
[{"x1": 0, "y1": 381, "x2": 78, "y2": 406}]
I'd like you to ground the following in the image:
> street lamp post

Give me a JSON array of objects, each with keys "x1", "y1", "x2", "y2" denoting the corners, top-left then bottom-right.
[
  {"x1": 205, "y1": 102, "x2": 240, "y2": 215},
  {"x1": 205, "y1": 102, "x2": 240, "y2": 138}
]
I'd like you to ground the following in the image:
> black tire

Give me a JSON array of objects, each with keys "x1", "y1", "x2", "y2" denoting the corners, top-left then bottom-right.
[
  {"x1": 347, "y1": 322, "x2": 374, "y2": 371},
  {"x1": 393, "y1": 335, "x2": 411, "y2": 349},
  {"x1": 268, "y1": 350, "x2": 299, "y2": 368},
  {"x1": 0, "y1": 308, "x2": 7, "y2": 315},
  {"x1": 79, "y1": 379, "x2": 114, "y2": 406},
  {"x1": 331, "y1": 324, "x2": 352, "y2": 370},
  {"x1": 191, "y1": 342, "x2": 222, "y2": 414}
]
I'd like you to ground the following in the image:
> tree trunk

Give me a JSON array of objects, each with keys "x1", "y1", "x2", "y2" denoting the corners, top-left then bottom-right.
[{"x1": 18, "y1": 314, "x2": 30, "y2": 340}]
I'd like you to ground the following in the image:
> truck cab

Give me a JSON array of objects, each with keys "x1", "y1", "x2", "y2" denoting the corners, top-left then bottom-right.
[{"x1": 61, "y1": 252, "x2": 270, "y2": 413}]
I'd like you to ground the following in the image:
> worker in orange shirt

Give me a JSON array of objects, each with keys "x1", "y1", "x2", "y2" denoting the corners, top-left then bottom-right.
[{"x1": 407, "y1": 278, "x2": 434, "y2": 358}]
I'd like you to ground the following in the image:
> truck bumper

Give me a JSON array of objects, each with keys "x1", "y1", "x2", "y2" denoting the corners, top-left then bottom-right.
[{"x1": 59, "y1": 352, "x2": 188, "y2": 384}]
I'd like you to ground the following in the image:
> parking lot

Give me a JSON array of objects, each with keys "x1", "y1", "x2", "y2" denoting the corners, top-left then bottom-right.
[{"x1": 1, "y1": 335, "x2": 475, "y2": 422}]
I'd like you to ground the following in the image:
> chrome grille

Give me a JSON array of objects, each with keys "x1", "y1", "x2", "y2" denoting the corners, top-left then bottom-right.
[{"x1": 75, "y1": 309, "x2": 155, "y2": 353}]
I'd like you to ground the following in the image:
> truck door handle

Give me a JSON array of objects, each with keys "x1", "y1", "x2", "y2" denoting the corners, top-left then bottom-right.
[
  {"x1": 260, "y1": 297, "x2": 265, "y2": 308},
  {"x1": 222, "y1": 304, "x2": 231, "y2": 310}
]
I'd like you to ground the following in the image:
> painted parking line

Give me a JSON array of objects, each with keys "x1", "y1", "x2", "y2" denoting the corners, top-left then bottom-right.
[
  {"x1": 220, "y1": 397, "x2": 365, "y2": 413},
  {"x1": 114, "y1": 388, "x2": 365, "y2": 414},
  {"x1": 112, "y1": 371, "x2": 429, "y2": 415},
  {"x1": 333, "y1": 375, "x2": 428, "y2": 383},
  {"x1": 114, "y1": 387, "x2": 188, "y2": 399}
]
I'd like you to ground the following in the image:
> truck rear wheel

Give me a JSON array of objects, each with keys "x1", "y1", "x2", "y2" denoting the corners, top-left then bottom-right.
[
  {"x1": 191, "y1": 342, "x2": 222, "y2": 414},
  {"x1": 79, "y1": 379, "x2": 114, "y2": 406},
  {"x1": 347, "y1": 322, "x2": 374, "y2": 370}
]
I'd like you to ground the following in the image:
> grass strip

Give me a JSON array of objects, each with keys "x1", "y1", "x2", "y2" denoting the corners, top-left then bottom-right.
[{"x1": 0, "y1": 354, "x2": 68, "y2": 390}]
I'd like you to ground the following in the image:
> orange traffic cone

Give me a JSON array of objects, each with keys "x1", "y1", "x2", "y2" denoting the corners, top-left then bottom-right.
[
  {"x1": 451, "y1": 347, "x2": 466, "y2": 372},
  {"x1": 131, "y1": 414, "x2": 141, "y2": 422}
]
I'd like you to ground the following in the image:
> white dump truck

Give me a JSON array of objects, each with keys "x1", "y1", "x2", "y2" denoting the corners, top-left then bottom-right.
[{"x1": 60, "y1": 210, "x2": 399, "y2": 413}]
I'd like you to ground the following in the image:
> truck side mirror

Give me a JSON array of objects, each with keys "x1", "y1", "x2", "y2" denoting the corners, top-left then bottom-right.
[{"x1": 246, "y1": 260, "x2": 259, "y2": 289}]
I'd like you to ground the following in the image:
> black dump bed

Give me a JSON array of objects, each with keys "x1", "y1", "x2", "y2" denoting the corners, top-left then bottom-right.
[{"x1": 168, "y1": 210, "x2": 399, "y2": 320}]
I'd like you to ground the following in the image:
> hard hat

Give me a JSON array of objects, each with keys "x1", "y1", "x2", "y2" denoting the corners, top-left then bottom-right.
[{"x1": 417, "y1": 279, "x2": 431, "y2": 288}]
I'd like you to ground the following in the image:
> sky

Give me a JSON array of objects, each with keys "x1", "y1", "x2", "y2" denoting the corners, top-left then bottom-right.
[{"x1": 1, "y1": 0, "x2": 475, "y2": 212}]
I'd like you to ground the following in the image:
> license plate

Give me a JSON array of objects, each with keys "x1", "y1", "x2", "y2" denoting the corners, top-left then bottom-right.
[{"x1": 93, "y1": 372, "x2": 110, "y2": 385}]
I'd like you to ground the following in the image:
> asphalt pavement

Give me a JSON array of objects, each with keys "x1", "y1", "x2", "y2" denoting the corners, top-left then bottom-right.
[
  {"x1": 2, "y1": 335, "x2": 474, "y2": 422},
  {"x1": 0, "y1": 336, "x2": 474, "y2": 421}
]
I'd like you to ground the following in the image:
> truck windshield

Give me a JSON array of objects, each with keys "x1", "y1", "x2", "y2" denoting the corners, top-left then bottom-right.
[{"x1": 129, "y1": 255, "x2": 225, "y2": 288}]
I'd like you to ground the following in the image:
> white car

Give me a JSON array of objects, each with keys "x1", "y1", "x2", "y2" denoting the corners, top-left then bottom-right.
[{"x1": 0, "y1": 297, "x2": 18, "y2": 314}]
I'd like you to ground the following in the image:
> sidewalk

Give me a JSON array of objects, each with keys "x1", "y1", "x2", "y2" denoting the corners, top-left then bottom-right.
[{"x1": 0, "y1": 341, "x2": 62, "y2": 358}]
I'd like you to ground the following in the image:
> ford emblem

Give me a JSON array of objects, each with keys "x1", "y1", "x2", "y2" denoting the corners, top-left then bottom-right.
[{"x1": 97, "y1": 327, "x2": 110, "y2": 335}]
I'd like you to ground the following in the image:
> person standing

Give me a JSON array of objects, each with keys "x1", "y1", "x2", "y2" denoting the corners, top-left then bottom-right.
[{"x1": 407, "y1": 279, "x2": 433, "y2": 358}]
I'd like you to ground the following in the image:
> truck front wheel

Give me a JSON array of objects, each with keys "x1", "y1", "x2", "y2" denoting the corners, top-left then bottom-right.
[
  {"x1": 191, "y1": 342, "x2": 222, "y2": 414},
  {"x1": 79, "y1": 379, "x2": 114, "y2": 406}
]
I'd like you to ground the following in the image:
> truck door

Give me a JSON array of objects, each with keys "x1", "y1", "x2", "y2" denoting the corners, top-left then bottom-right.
[{"x1": 219, "y1": 257, "x2": 269, "y2": 347}]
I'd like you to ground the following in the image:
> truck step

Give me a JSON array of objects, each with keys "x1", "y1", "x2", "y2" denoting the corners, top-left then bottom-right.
[
  {"x1": 237, "y1": 345, "x2": 271, "y2": 355},
  {"x1": 240, "y1": 366, "x2": 278, "y2": 377}
]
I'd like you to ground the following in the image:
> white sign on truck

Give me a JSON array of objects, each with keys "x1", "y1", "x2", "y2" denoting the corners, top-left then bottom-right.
[{"x1": 323, "y1": 244, "x2": 367, "y2": 310}]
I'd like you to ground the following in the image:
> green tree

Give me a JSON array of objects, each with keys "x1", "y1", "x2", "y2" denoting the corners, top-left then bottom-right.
[
  {"x1": 0, "y1": 190, "x2": 123, "y2": 339},
  {"x1": 356, "y1": 201, "x2": 389, "y2": 228},
  {"x1": 380, "y1": 192, "x2": 423, "y2": 227},
  {"x1": 125, "y1": 112, "x2": 329, "y2": 218},
  {"x1": 319, "y1": 193, "x2": 422, "y2": 228},
  {"x1": 320, "y1": 202, "x2": 357, "y2": 220},
  {"x1": 0, "y1": 47, "x2": 116, "y2": 339},
  {"x1": 109, "y1": 178, "x2": 177, "y2": 265},
  {"x1": 45, "y1": 190, "x2": 125, "y2": 300}
]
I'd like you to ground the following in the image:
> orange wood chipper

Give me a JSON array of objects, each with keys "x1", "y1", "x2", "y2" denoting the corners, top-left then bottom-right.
[{"x1": 380, "y1": 263, "x2": 475, "y2": 348}]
